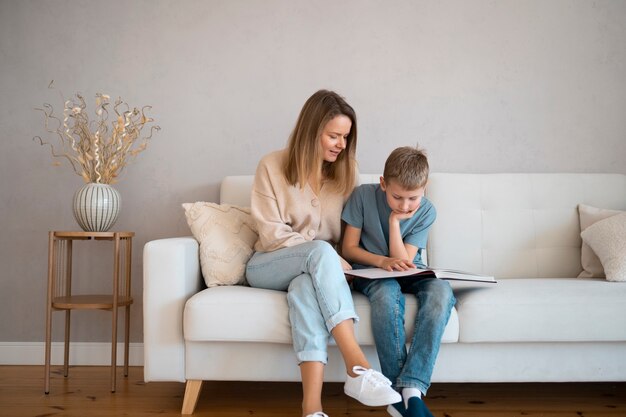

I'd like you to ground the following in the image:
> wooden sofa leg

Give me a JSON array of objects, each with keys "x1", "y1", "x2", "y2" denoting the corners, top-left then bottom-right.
[{"x1": 181, "y1": 380, "x2": 203, "y2": 414}]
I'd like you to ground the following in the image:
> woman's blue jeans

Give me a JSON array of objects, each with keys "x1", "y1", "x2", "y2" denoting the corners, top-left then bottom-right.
[
  {"x1": 352, "y1": 276, "x2": 455, "y2": 395},
  {"x1": 245, "y1": 241, "x2": 358, "y2": 364}
]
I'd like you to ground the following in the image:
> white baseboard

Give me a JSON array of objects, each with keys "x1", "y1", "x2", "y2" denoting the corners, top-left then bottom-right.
[{"x1": 0, "y1": 342, "x2": 144, "y2": 366}]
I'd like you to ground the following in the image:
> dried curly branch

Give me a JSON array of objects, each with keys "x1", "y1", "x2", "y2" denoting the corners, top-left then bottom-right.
[{"x1": 34, "y1": 91, "x2": 160, "y2": 184}]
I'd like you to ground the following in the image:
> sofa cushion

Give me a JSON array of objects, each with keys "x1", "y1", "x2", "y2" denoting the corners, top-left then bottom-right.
[
  {"x1": 455, "y1": 278, "x2": 626, "y2": 343},
  {"x1": 183, "y1": 286, "x2": 459, "y2": 344},
  {"x1": 581, "y1": 212, "x2": 626, "y2": 282},
  {"x1": 578, "y1": 204, "x2": 624, "y2": 278},
  {"x1": 183, "y1": 202, "x2": 258, "y2": 287}
]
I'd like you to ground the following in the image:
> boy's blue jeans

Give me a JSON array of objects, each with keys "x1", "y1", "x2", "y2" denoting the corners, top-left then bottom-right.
[
  {"x1": 245, "y1": 240, "x2": 358, "y2": 364},
  {"x1": 352, "y1": 276, "x2": 456, "y2": 395}
]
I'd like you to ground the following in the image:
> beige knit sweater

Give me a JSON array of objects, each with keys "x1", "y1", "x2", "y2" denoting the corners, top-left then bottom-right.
[{"x1": 251, "y1": 149, "x2": 350, "y2": 252}]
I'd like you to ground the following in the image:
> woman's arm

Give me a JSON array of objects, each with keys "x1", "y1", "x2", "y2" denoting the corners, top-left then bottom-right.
[
  {"x1": 252, "y1": 192, "x2": 307, "y2": 248},
  {"x1": 251, "y1": 161, "x2": 308, "y2": 251}
]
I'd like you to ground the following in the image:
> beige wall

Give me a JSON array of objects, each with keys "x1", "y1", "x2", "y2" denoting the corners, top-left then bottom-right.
[{"x1": 1, "y1": 0, "x2": 625, "y2": 348}]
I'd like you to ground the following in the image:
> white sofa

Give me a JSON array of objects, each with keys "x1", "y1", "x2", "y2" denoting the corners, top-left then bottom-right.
[{"x1": 143, "y1": 173, "x2": 626, "y2": 414}]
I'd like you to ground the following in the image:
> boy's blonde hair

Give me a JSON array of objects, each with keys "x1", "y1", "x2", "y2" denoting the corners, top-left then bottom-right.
[
  {"x1": 284, "y1": 90, "x2": 357, "y2": 195},
  {"x1": 383, "y1": 146, "x2": 429, "y2": 189}
]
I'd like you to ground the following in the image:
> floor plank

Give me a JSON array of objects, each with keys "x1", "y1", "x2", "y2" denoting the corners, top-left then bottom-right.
[{"x1": 0, "y1": 366, "x2": 624, "y2": 416}]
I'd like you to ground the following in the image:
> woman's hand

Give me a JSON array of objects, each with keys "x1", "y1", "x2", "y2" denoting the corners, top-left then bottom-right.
[{"x1": 379, "y1": 257, "x2": 415, "y2": 272}]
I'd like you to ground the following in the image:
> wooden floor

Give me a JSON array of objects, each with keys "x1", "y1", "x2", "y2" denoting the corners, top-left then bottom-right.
[{"x1": 1, "y1": 366, "x2": 625, "y2": 417}]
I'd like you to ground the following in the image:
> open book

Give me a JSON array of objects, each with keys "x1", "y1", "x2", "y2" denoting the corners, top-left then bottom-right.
[{"x1": 345, "y1": 267, "x2": 496, "y2": 283}]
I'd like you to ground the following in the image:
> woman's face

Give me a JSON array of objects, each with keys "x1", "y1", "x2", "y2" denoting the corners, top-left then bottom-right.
[{"x1": 320, "y1": 115, "x2": 351, "y2": 163}]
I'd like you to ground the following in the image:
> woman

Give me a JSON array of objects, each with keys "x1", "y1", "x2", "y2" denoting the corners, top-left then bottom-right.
[{"x1": 246, "y1": 90, "x2": 401, "y2": 417}]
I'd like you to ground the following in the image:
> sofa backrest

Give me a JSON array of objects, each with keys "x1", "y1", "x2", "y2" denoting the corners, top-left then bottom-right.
[
  {"x1": 426, "y1": 173, "x2": 626, "y2": 278},
  {"x1": 219, "y1": 174, "x2": 380, "y2": 206},
  {"x1": 220, "y1": 176, "x2": 255, "y2": 207},
  {"x1": 220, "y1": 173, "x2": 626, "y2": 279}
]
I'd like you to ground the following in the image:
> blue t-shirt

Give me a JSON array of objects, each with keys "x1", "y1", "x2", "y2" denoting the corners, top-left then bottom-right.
[{"x1": 341, "y1": 183, "x2": 436, "y2": 268}]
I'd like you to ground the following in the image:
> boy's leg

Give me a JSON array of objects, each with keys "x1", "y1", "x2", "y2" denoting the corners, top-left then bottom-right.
[
  {"x1": 352, "y1": 278, "x2": 406, "y2": 387},
  {"x1": 397, "y1": 277, "x2": 455, "y2": 395}
]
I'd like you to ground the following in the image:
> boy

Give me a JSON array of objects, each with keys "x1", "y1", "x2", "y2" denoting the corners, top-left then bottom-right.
[{"x1": 341, "y1": 146, "x2": 456, "y2": 417}]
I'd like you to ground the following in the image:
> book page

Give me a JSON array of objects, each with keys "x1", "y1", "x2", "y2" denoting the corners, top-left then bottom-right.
[
  {"x1": 345, "y1": 268, "x2": 432, "y2": 280},
  {"x1": 345, "y1": 267, "x2": 496, "y2": 283}
]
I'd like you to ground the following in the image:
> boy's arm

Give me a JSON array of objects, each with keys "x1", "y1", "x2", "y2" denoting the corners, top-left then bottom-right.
[
  {"x1": 342, "y1": 224, "x2": 414, "y2": 271},
  {"x1": 337, "y1": 221, "x2": 352, "y2": 271},
  {"x1": 388, "y1": 214, "x2": 420, "y2": 262}
]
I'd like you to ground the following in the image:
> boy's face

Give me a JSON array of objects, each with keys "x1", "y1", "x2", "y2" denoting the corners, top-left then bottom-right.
[{"x1": 380, "y1": 177, "x2": 425, "y2": 216}]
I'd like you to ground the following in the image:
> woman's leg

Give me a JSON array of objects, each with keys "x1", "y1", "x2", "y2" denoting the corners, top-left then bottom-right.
[
  {"x1": 245, "y1": 245, "x2": 315, "y2": 291},
  {"x1": 300, "y1": 361, "x2": 324, "y2": 416},
  {"x1": 288, "y1": 266, "x2": 400, "y2": 408},
  {"x1": 247, "y1": 241, "x2": 359, "y2": 414},
  {"x1": 247, "y1": 241, "x2": 399, "y2": 408},
  {"x1": 287, "y1": 274, "x2": 332, "y2": 416},
  {"x1": 287, "y1": 274, "x2": 332, "y2": 364},
  {"x1": 288, "y1": 245, "x2": 402, "y2": 407},
  {"x1": 331, "y1": 319, "x2": 370, "y2": 374},
  {"x1": 282, "y1": 241, "x2": 373, "y2": 372}
]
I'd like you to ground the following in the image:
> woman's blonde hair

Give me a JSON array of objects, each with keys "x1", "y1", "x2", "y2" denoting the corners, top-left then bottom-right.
[{"x1": 284, "y1": 90, "x2": 357, "y2": 195}]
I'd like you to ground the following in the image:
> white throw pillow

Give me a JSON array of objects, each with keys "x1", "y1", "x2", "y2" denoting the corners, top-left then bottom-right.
[
  {"x1": 580, "y1": 212, "x2": 626, "y2": 282},
  {"x1": 183, "y1": 202, "x2": 258, "y2": 287},
  {"x1": 578, "y1": 204, "x2": 623, "y2": 278}
]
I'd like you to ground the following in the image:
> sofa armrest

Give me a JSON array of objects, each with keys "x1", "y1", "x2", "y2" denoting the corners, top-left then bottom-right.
[{"x1": 143, "y1": 236, "x2": 202, "y2": 382}]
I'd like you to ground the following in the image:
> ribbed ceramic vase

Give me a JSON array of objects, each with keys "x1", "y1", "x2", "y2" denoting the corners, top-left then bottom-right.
[{"x1": 72, "y1": 183, "x2": 121, "y2": 232}]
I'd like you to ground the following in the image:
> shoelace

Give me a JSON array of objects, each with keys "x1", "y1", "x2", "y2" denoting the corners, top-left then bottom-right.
[{"x1": 352, "y1": 366, "x2": 392, "y2": 387}]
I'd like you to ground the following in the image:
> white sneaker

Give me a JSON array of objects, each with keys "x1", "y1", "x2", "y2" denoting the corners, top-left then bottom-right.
[
  {"x1": 305, "y1": 413, "x2": 328, "y2": 417},
  {"x1": 344, "y1": 366, "x2": 402, "y2": 406}
]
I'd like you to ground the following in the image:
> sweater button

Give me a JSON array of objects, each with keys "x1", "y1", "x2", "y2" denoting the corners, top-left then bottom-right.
[
  {"x1": 307, "y1": 230, "x2": 316, "y2": 237},
  {"x1": 311, "y1": 199, "x2": 319, "y2": 207}
]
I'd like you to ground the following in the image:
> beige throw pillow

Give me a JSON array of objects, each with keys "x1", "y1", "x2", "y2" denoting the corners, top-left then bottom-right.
[
  {"x1": 580, "y1": 212, "x2": 626, "y2": 282},
  {"x1": 183, "y1": 202, "x2": 258, "y2": 287},
  {"x1": 578, "y1": 204, "x2": 623, "y2": 278}
]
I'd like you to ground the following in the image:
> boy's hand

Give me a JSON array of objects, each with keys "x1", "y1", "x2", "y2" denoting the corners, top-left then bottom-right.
[
  {"x1": 339, "y1": 256, "x2": 353, "y2": 271},
  {"x1": 379, "y1": 257, "x2": 415, "y2": 271},
  {"x1": 389, "y1": 206, "x2": 419, "y2": 222}
]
